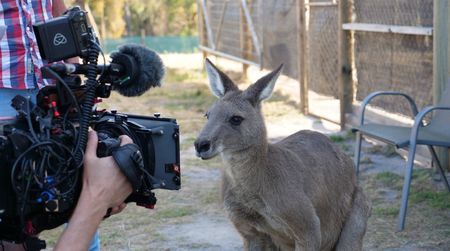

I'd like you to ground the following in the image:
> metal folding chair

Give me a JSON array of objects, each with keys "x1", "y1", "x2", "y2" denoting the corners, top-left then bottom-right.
[{"x1": 353, "y1": 86, "x2": 450, "y2": 231}]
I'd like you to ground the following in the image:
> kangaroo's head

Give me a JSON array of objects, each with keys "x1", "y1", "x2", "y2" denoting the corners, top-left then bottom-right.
[{"x1": 194, "y1": 58, "x2": 283, "y2": 160}]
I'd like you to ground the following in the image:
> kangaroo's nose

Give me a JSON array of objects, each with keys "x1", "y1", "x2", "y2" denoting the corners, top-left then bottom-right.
[{"x1": 194, "y1": 139, "x2": 211, "y2": 153}]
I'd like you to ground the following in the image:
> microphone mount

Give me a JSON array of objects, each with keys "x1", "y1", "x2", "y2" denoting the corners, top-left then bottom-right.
[
  {"x1": 42, "y1": 43, "x2": 164, "y2": 98},
  {"x1": 44, "y1": 52, "x2": 137, "y2": 86}
]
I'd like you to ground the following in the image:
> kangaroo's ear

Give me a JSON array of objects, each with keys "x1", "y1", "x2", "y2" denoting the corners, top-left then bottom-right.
[
  {"x1": 205, "y1": 58, "x2": 238, "y2": 98},
  {"x1": 244, "y1": 64, "x2": 283, "y2": 105}
]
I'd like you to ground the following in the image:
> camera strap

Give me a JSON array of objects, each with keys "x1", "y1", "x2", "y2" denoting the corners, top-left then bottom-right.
[{"x1": 111, "y1": 144, "x2": 144, "y2": 191}]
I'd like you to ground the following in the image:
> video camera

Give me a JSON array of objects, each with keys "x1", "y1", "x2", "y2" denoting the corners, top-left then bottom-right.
[{"x1": 0, "y1": 6, "x2": 180, "y2": 248}]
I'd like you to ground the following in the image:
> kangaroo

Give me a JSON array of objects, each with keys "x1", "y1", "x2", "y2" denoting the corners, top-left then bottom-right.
[{"x1": 194, "y1": 59, "x2": 371, "y2": 251}]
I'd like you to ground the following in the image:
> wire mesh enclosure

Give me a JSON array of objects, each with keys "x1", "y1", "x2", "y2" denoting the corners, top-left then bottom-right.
[
  {"x1": 198, "y1": 0, "x2": 263, "y2": 67},
  {"x1": 353, "y1": 0, "x2": 434, "y2": 115},
  {"x1": 307, "y1": 1, "x2": 339, "y2": 98},
  {"x1": 198, "y1": 0, "x2": 438, "y2": 125}
]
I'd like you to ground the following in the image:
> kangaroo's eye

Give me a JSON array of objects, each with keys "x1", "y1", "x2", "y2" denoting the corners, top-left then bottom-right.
[{"x1": 229, "y1": 115, "x2": 244, "y2": 126}]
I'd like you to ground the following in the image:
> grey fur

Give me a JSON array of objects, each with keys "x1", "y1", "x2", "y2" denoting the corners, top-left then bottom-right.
[{"x1": 195, "y1": 60, "x2": 371, "y2": 251}]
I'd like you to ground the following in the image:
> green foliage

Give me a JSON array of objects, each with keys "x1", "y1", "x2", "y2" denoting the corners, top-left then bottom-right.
[
  {"x1": 329, "y1": 130, "x2": 355, "y2": 143},
  {"x1": 126, "y1": 0, "x2": 197, "y2": 36},
  {"x1": 375, "y1": 172, "x2": 402, "y2": 188},
  {"x1": 410, "y1": 190, "x2": 450, "y2": 209},
  {"x1": 68, "y1": 0, "x2": 197, "y2": 38},
  {"x1": 329, "y1": 135, "x2": 345, "y2": 143},
  {"x1": 373, "y1": 206, "x2": 399, "y2": 216}
]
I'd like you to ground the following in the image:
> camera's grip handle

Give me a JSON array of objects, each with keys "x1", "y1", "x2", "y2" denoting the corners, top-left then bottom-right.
[
  {"x1": 96, "y1": 132, "x2": 156, "y2": 209},
  {"x1": 97, "y1": 132, "x2": 120, "y2": 157},
  {"x1": 96, "y1": 132, "x2": 144, "y2": 191},
  {"x1": 111, "y1": 143, "x2": 144, "y2": 191}
]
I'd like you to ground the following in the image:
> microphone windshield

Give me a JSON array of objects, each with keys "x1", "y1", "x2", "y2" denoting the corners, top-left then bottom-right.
[{"x1": 110, "y1": 44, "x2": 165, "y2": 97}]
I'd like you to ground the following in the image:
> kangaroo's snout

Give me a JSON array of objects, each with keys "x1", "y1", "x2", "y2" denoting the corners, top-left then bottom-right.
[
  {"x1": 194, "y1": 138, "x2": 212, "y2": 159},
  {"x1": 194, "y1": 139, "x2": 210, "y2": 153}
]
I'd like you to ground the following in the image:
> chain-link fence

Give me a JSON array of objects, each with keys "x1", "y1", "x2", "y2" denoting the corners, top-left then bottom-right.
[
  {"x1": 198, "y1": 0, "x2": 436, "y2": 124},
  {"x1": 307, "y1": 1, "x2": 339, "y2": 98},
  {"x1": 353, "y1": 0, "x2": 434, "y2": 115},
  {"x1": 199, "y1": 0, "x2": 263, "y2": 67},
  {"x1": 261, "y1": 0, "x2": 299, "y2": 78}
]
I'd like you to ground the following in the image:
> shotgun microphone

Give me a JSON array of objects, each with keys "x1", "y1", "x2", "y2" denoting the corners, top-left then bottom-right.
[
  {"x1": 49, "y1": 44, "x2": 165, "y2": 97},
  {"x1": 110, "y1": 44, "x2": 165, "y2": 97}
]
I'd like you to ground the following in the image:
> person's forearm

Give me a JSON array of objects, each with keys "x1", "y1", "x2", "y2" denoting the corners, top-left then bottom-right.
[
  {"x1": 53, "y1": 189, "x2": 107, "y2": 251},
  {"x1": 52, "y1": 0, "x2": 67, "y2": 17}
]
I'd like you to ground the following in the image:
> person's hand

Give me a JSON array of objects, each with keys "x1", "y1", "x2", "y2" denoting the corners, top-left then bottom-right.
[
  {"x1": 54, "y1": 131, "x2": 133, "y2": 250},
  {"x1": 64, "y1": 56, "x2": 79, "y2": 64},
  {"x1": 82, "y1": 130, "x2": 133, "y2": 211}
]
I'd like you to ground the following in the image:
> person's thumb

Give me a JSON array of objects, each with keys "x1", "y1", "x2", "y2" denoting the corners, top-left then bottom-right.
[
  {"x1": 118, "y1": 135, "x2": 133, "y2": 146},
  {"x1": 85, "y1": 130, "x2": 99, "y2": 159}
]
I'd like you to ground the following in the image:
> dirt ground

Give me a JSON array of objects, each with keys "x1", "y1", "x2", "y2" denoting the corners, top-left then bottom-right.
[{"x1": 41, "y1": 53, "x2": 450, "y2": 250}]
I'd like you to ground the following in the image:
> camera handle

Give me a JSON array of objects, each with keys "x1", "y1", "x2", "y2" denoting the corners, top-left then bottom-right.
[
  {"x1": 96, "y1": 134, "x2": 159, "y2": 209},
  {"x1": 96, "y1": 133, "x2": 144, "y2": 191}
]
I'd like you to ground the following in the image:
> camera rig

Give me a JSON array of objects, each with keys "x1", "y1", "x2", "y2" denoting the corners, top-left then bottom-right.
[{"x1": 0, "y1": 6, "x2": 180, "y2": 248}]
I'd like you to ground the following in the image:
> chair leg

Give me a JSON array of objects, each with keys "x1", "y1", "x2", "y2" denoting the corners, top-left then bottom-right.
[
  {"x1": 427, "y1": 146, "x2": 450, "y2": 192},
  {"x1": 354, "y1": 132, "x2": 362, "y2": 176},
  {"x1": 397, "y1": 143, "x2": 417, "y2": 231}
]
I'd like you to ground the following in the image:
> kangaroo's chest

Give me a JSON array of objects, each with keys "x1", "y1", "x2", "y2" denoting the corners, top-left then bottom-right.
[{"x1": 223, "y1": 178, "x2": 287, "y2": 232}]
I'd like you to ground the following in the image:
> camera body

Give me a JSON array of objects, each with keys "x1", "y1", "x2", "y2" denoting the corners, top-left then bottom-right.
[
  {"x1": 93, "y1": 111, "x2": 181, "y2": 192},
  {"x1": 0, "y1": 6, "x2": 180, "y2": 245}
]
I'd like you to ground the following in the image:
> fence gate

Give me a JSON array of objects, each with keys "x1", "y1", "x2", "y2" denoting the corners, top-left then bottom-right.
[
  {"x1": 303, "y1": 0, "x2": 341, "y2": 124},
  {"x1": 198, "y1": 0, "x2": 263, "y2": 69}
]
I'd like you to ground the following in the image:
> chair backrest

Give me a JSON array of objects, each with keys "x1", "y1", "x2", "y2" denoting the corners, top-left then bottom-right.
[{"x1": 428, "y1": 80, "x2": 450, "y2": 133}]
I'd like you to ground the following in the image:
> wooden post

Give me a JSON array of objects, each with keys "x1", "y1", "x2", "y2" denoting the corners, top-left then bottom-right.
[
  {"x1": 297, "y1": 0, "x2": 309, "y2": 114},
  {"x1": 433, "y1": 0, "x2": 449, "y2": 171},
  {"x1": 338, "y1": 0, "x2": 353, "y2": 130},
  {"x1": 240, "y1": 0, "x2": 251, "y2": 79},
  {"x1": 197, "y1": 0, "x2": 208, "y2": 65}
]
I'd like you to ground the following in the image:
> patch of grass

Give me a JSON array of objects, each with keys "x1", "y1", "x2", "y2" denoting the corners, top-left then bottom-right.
[
  {"x1": 313, "y1": 120, "x2": 322, "y2": 125},
  {"x1": 40, "y1": 226, "x2": 63, "y2": 248},
  {"x1": 185, "y1": 242, "x2": 216, "y2": 249},
  {"x1": 360, "y1": 156, "x2": 373, "y2": 164},
  {"x1": 267, "y1": 90, "x2": 298, "y2": 108},
  {"x1": 334, "y1": 143, "x2": 351, "y2": 154},
  {"x1": 375, "y1": 172, "x2": 402, "y2": 188},
  {"x1": 202, "y1": 187, "x2": 220, "y2": 204},
  {"x1": 329, "y1": 130, "x2": 355, "y2": 143},
  {"x1": 373, "y1": 206, "x2": 399, "y2": 216},
  {"x1": 180, "y1": 136, "x2": 197, "y2": 150},
  {"x1": 151, "y1": 232, "x2": 167, "y2": 242},
  {"x1": 154, "y1": 206, "x2": 197, "y2": 219},
  {"x1": 329, "y1": 135, "x2": 346, "y2": 143},
  {"x1": 365, "y1": 145, "x2": 398, "y2": 157},
  {"x1": 345, "y1": 129, "x2": 355, "y2": 140},
  {"x1": 165, "y1": 68, "x2": 205, "y2": 83},
  {"x1": 410, "y1": 190, "x2": 450, "y2": 209},
  {"x1": 412, "y1": 168, "x2": 430, "y2": 180}
]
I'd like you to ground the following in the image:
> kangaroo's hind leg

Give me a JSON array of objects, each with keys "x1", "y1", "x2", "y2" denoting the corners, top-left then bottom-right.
[{"x1": 334, "y1": 186, "x2": 371, "y2": 251}]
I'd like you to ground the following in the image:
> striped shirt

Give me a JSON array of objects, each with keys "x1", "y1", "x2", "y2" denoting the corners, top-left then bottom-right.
[{"x1": 0, "y1": 0, "x2": 53, "y2": 89}]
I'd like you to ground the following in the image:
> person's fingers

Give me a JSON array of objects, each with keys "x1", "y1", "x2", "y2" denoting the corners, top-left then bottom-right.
[
  {"x1": 118, "y1": 135, "x2": 133, "y2": 146},
  {"x1": 110, "y1": 203, "x2": 127, "y2": 215},
  {"x1": 85, "y1": 130, "x2": 98, "y2": 159}
]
